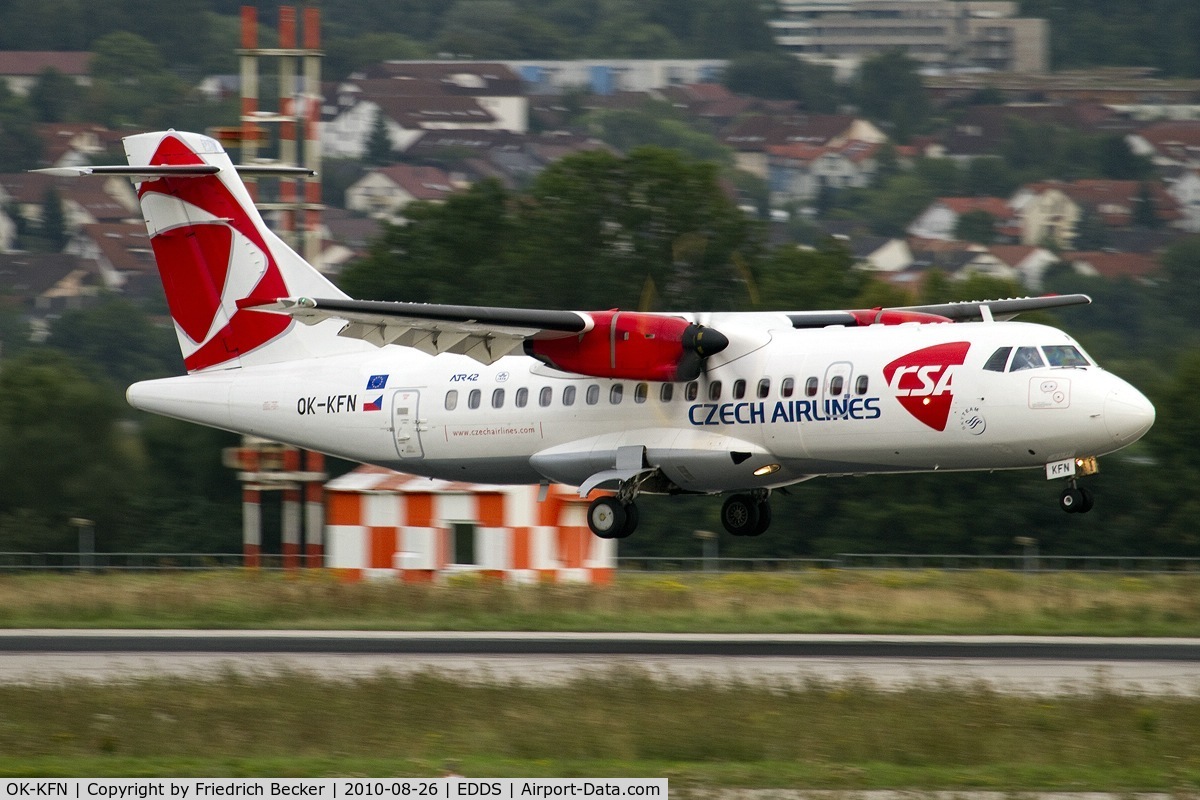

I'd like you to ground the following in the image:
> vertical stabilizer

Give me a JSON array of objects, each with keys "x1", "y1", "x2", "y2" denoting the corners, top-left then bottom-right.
[{"x1": 123, "y1": 130, "x2": 355, "y2": 372}]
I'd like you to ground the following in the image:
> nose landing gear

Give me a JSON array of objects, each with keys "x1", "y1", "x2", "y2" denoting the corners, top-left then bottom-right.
[{"x1": 1059, "y1": 480, "x2": 1095, "y2": 514}]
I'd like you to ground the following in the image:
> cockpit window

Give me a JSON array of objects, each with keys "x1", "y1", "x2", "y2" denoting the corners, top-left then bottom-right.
[
  {"x1": 1043, "y1": 345, "x2": 1090, "y2": 367},
  {"x1": 1009, "y1": 346, "x2": 1045, "y2": 372},
  {"x1": 983, "y1": 347, "x2": 1011, "y2": 372}
]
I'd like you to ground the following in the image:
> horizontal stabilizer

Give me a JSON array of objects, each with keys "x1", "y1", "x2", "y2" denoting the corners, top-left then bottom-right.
[{"x1": 32, "y1": 164, "x2": 315, "y2": 179}]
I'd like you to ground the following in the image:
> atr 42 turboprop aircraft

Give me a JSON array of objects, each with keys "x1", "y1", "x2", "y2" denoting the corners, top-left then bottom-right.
[{"x1": 43, "y1": 130, "x2": 1156, "y2": 539}]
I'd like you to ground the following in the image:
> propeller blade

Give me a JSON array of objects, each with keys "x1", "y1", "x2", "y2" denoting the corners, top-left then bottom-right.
[{"x1": 674, "y1": 324, "x2": 728, "y2": 381}]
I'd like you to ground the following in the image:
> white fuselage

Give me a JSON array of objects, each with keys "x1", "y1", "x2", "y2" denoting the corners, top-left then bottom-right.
[{"x1": 127, "y1": 315, "x2": 1154, "y2": 495}]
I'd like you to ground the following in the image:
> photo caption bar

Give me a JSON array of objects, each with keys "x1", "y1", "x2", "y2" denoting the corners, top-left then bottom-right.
[{"x1": 0, "y1": 780, "x2": 667, "y2": 800}]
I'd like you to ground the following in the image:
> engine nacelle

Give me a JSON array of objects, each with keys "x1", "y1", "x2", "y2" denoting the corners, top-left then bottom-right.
[{"x1": 524, "y1": 310, "x2": 727, "y2": 381}]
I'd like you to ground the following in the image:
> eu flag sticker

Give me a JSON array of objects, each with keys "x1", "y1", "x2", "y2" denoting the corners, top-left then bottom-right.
[{"x1": 366, "y1": 374, "x2": 389, "y2": 390}]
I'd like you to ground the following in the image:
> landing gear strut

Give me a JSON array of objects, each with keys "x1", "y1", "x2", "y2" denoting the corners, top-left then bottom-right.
[
  {"x1": 1059, "y1": 480, "x2": 1094, "y2": 514},
  {"x1": 721, "y1": 492, "x2": 772, "y2": 536}
]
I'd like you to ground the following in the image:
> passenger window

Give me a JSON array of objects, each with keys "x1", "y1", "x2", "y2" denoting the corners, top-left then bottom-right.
[
  {"x1": 610, "y1": 384, "x2": 623, "y2": 404},
  {"x1": 855, "y1": 375, "x2": 869, "y2": 395},
  {"x1": 586, "y1": 384, "x2": 600, "y2": 405},
  {"x1": 468, "y1": 389, "x2": 481, "y2": 409},
  {"x1": 983, "y1": 347, "x2": 1011, "y2": 372},
  {"x1": 445, "y1": 390, "x2": 458, "y2": 411},
  {"x1": 515, "y1": 387, "x2": 528, "y2": 408},
  {"x1": 732, "y1": 379, "x2": 746, "y2": 400},
  {"x1": 635, "y1": 383, "x2": 648, "y2": 403},
  {"x1": 539, "y1": 386, "x2": 552, "y2": 407},
  {"x1": 829, "y1": 376, "x2": 844, "y2": 395},
  {"x1": 805, "y1": 377, "x2": 818, "y2": 397},
  {"x1": 757, "y1": 378, "x2": 771, "y2": 399},
  {"x1": 781, "y1": 377, "x2": 795, "y2": 398},
  {"x1": 492, "y1": 388, "x2": 505, "y2": 408},
  {"x1": 1009, "y1": 346, "x2": 1045, "y2": 372},
  {"x1": 685, "y1": 382, "x2": 699, "y2": 401},
  {"x1": 1043, "y1": 345, "x2": 1089, "y2": 367},
  {"x1": 563, "y1": 386, "x2": 576, "y2": 406},
  {"x1": 661, "y1": 384, "x2": 675, "y2": 402},
  {"x1": 708, "y1": 381, "x2": 722, "y2": 401}
]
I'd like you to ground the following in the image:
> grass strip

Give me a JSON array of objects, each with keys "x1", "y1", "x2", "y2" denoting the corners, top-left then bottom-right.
[
  {"x1": 0, "y1": 571, "x2": 1197, "y2": 635},
  {"x1": 1, "y1": 671, "x2": 1199, "y2": 788}
]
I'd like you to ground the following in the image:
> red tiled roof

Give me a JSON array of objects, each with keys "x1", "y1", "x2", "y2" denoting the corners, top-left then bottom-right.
[
  {"x1": 0, "y1": 51, "x2": 90, "y2": 76},
  {"x1": 937, "y1": 197, "x2": 1013, "y2": 218},
  {"x1": 1067, "y1": 250, "x2": 1159, "y2": 280}
]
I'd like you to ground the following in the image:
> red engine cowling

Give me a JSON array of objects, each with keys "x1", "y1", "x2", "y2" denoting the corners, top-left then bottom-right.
[
  {"x1": 525, "y1": 310, "x2": 728, "y2": 381},
  {"x1": 847, "y1": 308, "x2": 954, "y2": 326}
]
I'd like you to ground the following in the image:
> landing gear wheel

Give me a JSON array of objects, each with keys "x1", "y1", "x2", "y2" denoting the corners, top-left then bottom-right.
[
  {"x1": 588, "y1": 496, "x2": 627, "y2": 538},
  {"x1": 721, "y1": 494, "x2": 761, "y2": 537},
  {"x1": 749, "y1": 500, "x2": 772, "y2": 536},
  {"x1": 614, "y1": 501, "x2": 639, "y2": 539},
  {"x1": 1078, "y1": 487, "x2": 1094, "y2": 513},
  {"x1": 1060, "y1": 488, "x2": 1084, "y2": 514}
]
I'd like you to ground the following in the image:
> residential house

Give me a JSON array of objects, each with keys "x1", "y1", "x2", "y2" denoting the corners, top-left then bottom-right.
[
  {"x1": 767, "y1": 140, "x2": 881, "y2": 205},
  {"x1": 986, "y1": 244, "x2": 1060, "y2": 290},
  {"x1": 1008, "y1": 180, "x2": 1180, "y2": 249},
  {"x1": 907, "y1": 197, "x2": 1018, "y2": 241},
  {"x1": 321, "y1": 63, "x2": 529, "y2": 160},
  {"x1": 345, "y1": 164, "x2": 456, "y2": 221},
  {"x1": 1167, "y1": 170, "x2": 1200, "y2": 232},
  {"x1": 942, "y1": 103, "x2": 1137, "y2": 160},
  {"x1": 1065, "y1": 251, "x2": 1159, "y2": 283},
  {"x1": 1127, "y1": 121, "x2": 1200, "y2": 170},
  {"x1": 847, "y1": 236, "x2": 913, "y2": 274},
  {"x1": 0, "y1": 252, "x2": 100, "y2": 340},
  {"x1": 66, "y1": 222, "x2": 157, "y2": 293},
  {"x1": 722, "y1": 114, "x2": 887, "y2": 179},
  {"x1": 0, "y1": 172, "x2": 138, "y2": 238},
  {"x1": 34, "y1": 123, "x2": 118, "y2": 169},
  {"x1": 0, "y1": 51, "x2": 91, "y2": 96}
]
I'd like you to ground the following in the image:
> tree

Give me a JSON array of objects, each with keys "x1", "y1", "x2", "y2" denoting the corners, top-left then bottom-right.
[
  {"x1": 854, "y1": 50, "x2": 930, "y2": 142},
  {"x1": 722, "y1": 52, "x2": 840, "y2": 112},
  {"x1": 954, "y1": 210, "x2": 997, "y2": 245},
  {"x1": 0, "y1": 351, "x2": 141, "y2": 550},
  {"x1": 28, "y1": 68, "x2": 83, "y2": 123},
  {"x1": 39, "y1": 187, "x2": 67, "y2": 252},
  {"x1": 364, "y1": 108, "x2": 394, "y2": 166},
  {"x1": 1131, "y1": 181, "x2": 1162, "y2": 229}
]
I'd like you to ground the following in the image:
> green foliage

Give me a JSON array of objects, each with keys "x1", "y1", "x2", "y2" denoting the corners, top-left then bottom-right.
[
  {"x1": 342, "y1": 148, "x2": 761, "y2": 311},
  {"x1": 364, "y1": 108, "x2": 394, "y2": 167},
  {"x1": 0, "y1": 351, "x2": 140, "y2": 549},
  {"x1": 0, "y1": 81, "x2": 41, "y2": 171},
  {"x1": 722, "y1": 51, "x2": 840, "y2": 112},
  {"x1": 28, "y1": 68, "x2": 85, "y2": 124},
  {"x1": 581, "y1": 104, "x2": 733, "y2": 164},
  {"x1": 87, "y1": 32, "x2": 190, "y2": 127},
  {"x1": 953, "y1": 209, "x2": 997, "y2": 244},
  {"x1": 854, "y1": 50, "x2": 930, "y2": 142},
  {"x1": 38, "y1": 187, "x2": 68, "y2": 252},
  {"x1": 46, "y1": 296, "x2": 182, "y2": 386}
]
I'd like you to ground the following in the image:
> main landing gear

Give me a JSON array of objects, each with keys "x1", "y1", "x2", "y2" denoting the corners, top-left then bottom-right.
[
  {"x1": 587, "y1": 495, "x2": 639, "y2": 539},
  {"x1": 721, "y1": 492, "x2": 772, "y2": 537},
  {"x1": 1059, "y1": 479, "x2": 1095, "y2": 514},
  {"x1": 585, "y1": 488, "x2": 775, "y2": 539}
]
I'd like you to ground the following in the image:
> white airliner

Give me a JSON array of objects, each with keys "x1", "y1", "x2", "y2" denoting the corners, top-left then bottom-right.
[{"x1": 43, "y1": 130, "x2": 1156, "y2": 539}]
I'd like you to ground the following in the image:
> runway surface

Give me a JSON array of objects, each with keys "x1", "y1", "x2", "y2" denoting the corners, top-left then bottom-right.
[{"x1": 2, "y1": 631, "x2": 1199, "y2": 694}]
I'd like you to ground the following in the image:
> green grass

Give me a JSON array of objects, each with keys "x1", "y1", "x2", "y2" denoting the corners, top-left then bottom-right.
[
  {"x1": 2, "y1": 571, "x2": 1198, "y2": 785},
  {"x1": 0, "y1": 570, "x2": 1197, "y2": 635},
  {"x1": 0, "y1": 671, "x2": 1198, "y2": 788}
]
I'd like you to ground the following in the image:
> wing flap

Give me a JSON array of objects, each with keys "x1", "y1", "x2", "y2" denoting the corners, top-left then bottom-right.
[
  {"x1": 246, "y1": 296, "x2": 589, "y2": 365},
  {"x1": 788, "y1": 294, "x2": 1091, "y2": 328}
]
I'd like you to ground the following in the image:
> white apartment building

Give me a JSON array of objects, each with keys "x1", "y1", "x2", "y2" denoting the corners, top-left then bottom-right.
[{"x1": 770, "y1": 0, "x2": 1049, "y2": 78}]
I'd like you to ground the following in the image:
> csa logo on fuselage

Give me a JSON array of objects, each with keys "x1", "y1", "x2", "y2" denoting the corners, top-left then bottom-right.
[{"x1": 883, "y1": 342, "x2": 971, "y2": 431}]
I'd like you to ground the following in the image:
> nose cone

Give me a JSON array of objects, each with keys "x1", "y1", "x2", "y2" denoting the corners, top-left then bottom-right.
[{"x1": 1105, "y1": 388, "x2": 1155, "y2": 446}]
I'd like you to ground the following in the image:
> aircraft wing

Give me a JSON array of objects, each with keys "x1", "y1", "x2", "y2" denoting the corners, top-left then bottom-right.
[
  {"x1": 786, "y1": 294, "x2": 1092, "y2": 328},
  {"x1": 244, "y1": 297, "x2": 591, "y2": 365},
  {"x1": 246, "y1": 292, "x2": 1091, "y2": 375}
]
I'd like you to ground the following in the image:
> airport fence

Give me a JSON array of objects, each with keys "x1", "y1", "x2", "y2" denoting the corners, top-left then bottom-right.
[{"x1": 1, "y1": 551, "x2": 1199, "y2": 573}]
